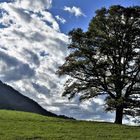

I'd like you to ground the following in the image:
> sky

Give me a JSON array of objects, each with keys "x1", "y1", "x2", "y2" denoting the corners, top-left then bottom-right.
[
  {"x1": 0, "y1": 0, "x2": 140, "y2": 125},
  {"x1": 50, "y1": 0, "x2": 140, "y2": 33}
]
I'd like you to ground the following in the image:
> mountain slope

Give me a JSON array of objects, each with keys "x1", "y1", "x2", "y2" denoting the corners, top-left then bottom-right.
[{"x1": 0, "y1": 80, "x2": 57, "y2": 117}]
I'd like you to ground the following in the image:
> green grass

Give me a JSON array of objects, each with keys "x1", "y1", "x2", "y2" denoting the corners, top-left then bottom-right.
[{"x1": 0, "y1": 110, "x2": 139, "y2": 140}]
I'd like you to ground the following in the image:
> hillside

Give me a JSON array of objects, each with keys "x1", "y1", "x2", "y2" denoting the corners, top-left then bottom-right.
[
  {"x1": 0, "y1": 80, "x2": 58, "y2": 117},
  {"x1": 0, "y1": 110, "x2": 139, "y2": 140}
]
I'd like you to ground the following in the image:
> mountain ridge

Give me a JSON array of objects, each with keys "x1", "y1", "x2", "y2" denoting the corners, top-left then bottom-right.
[{"x1": 0, "y1": 80, "x2": 71, "y2": 119}]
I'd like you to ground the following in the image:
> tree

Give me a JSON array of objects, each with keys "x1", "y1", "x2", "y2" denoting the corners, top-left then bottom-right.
[{"x1": 57, "y1": 5, "x2": 140, "y2": 124}]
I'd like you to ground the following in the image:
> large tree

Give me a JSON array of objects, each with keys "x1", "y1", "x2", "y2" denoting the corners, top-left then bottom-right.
[{"x1": 58, "y1": 5, "x2": 140, "y2": 124}]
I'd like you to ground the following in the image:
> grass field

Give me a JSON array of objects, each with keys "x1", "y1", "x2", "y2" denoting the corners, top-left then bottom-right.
[{"x1": 0, "y1": 110, "x2": 139, "y2": 140}]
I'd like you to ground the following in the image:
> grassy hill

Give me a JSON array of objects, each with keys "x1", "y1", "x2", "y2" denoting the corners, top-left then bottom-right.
[{"x1": 0, "y1": 110, "x2": 139, "y2": 140}]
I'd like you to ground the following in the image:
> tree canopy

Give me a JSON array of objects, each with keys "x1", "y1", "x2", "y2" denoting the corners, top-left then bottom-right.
[{"x1": 58, "y1": 5, "x2": 140, "y2": 124}]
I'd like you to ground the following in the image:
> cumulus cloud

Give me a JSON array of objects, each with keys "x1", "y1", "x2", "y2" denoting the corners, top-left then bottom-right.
[
  {"x1": 0, "y1": 0, "x2": 68, "y2": 100},
  {"x1": 0, "y1": 50, "x2": 35, "y2": 81},
  {"x1": 64, "y1": 6, "x2": 85, "y2": 17},
  {"x1": 55, "y1": 15, "x2": 66, "y2": 24},
  {"x1": 0, "y1": 0, "x2": 115, "y2": 123},
  {"x1": 16, "y1": 0, "x2": 52, "y2": 11}
]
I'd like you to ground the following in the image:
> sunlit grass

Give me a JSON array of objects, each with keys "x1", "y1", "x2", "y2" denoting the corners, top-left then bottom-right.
[{"x1": 0, "y1": 110, "x2": 139, "y2": 140}]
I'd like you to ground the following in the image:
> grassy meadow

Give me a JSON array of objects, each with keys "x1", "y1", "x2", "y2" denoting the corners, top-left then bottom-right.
[{"x1": 0, "y1": 110, "x2": 139, "y2": 140}]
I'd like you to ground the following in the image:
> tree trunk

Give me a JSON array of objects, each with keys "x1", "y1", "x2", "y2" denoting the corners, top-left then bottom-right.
[{"x1": 114, "y1": 106, "x2": 123, "y2": 124}]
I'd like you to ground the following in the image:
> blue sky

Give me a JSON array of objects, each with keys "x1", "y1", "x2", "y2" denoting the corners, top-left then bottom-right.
[
  {"x1": 50, "y1": 0, "x2": 140, "y2": 33},
  {"x1": 0, "y1": 0, "x2": 139, "y2": 124},
  {"x1": 1, "y1": 0, "x2": 140, "y2": 33}
]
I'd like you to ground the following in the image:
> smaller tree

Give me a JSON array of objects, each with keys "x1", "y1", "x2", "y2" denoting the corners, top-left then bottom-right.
[{"x1": 58, "y1": 5, "x2": 140, "y2": 124}]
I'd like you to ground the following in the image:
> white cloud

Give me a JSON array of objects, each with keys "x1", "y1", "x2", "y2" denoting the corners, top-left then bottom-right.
[
  {"x1": 64, "y1": 6, "x2": 85, "y2": 17},
  {"x1": 16, "y1": 0, "x2": 52, "y2": 12},
  {"x1": 55, "y1": 15, "x2": 66, "y2": 24},
  {"x1": 0, "y1": 0, "x2": 115, "y2": 123},
  {"x1": 0, "y1": 1, "x2": 68, "y2": 107}
]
